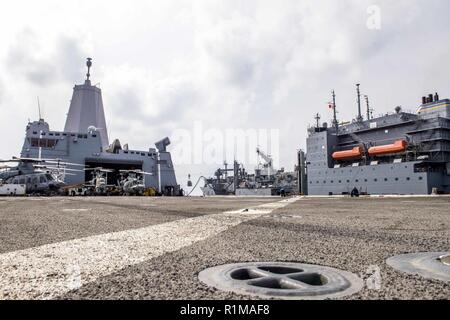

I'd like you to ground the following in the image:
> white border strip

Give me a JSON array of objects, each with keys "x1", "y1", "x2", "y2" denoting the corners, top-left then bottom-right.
[{"x1": 0, "y1": 197, "x2": 299, "y2": 300}]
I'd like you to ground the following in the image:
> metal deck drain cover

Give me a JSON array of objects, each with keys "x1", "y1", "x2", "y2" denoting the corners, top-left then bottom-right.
[
  {"x1": 198, "y1": 262, "x2": 363, "y2": 300},
  {"x1": 440, "y1": 255, "x2": 450, "y2": 267},
  {"x1": 386, "y1": 252, "x2": 450, "y2": 282}
]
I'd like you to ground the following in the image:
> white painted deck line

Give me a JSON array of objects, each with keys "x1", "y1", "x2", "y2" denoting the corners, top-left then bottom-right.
[{"x1": 0, "y1": 197, "x2": 299, "y2": 300}]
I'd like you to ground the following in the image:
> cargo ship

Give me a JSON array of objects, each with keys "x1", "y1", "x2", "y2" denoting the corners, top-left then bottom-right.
[{"x1": 302, "y1": 85, "x2": 450, "y2": 195}]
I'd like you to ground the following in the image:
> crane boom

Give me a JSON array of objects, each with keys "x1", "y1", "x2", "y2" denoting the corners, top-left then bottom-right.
[{"x1": 256, "y1": 147, "x2": 273, "y2": 167}]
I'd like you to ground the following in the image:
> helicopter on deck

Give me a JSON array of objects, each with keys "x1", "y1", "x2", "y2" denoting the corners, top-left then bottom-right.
[
  {"x1": 84, "y1": 167, "x2": 116, "y2": 195},
  {"x1": 118, "y1": 169, "x2": 154, "y2": 196},
  {"x1": 0, "y1": 157, "x2": 84, "y2": 195}
]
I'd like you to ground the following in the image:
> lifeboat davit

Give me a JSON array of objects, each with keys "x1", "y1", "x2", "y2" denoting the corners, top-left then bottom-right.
[
  {"x1": 332, "y1": 146, "x2": 363, "y2": 160},
  {"x1": 368, "y1": 140, "x2": 408, "y2": 156}
]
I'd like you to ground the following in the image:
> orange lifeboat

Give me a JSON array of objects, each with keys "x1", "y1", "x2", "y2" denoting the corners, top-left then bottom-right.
[
  {"x1": 368, "y1": 140, "x2": 408, "y2": 156},
  {"x1": 332, "y1": 146, "x2": 363, "y2": 160}
]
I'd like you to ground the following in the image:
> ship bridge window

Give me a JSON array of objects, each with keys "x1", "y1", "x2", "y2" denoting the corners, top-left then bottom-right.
[
  {"x1": 30, "y1": 138, "x2": 58, "y2": 148},
  {"x1": 55, "y1": 133, "x2": 60, "y2": 136},
  {"x1": 419, "y1": 177, "x2": 423, "y2": 180},
  {"x1": 32, "y1": 131, "x2": 37, "y2": 134}
]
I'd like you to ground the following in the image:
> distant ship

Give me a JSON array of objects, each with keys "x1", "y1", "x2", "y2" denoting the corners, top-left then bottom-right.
[
  {"x1": 20, "y1": 58, "x2": 181, "y2": 196},
  {"x1": 302, "y1": 86, "x2": 450, "y2": 195},
  {"x1": 200, "y1": 148, "x2": 298, "y2": 196}
]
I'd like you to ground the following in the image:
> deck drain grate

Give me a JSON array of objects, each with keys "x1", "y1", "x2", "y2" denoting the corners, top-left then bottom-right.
[
  {"x1": 198, "y1": 262, "x2": 363, "y2": 300},
  {"x1": 387, "y1": 252, "x2": 450, "y2": 282},
  {"x1": 439, "y1": 255, "x2": 450, "y2": 267}
]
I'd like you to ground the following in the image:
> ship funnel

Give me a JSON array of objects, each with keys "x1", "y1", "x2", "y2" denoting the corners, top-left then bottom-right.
[
  {"x1": 434, "y1": 92, "x2": 439, "y2": 102},
  {"x1": 422, "y1": 96, "x2": 427, "y2": 105},
  {"x1": 64, "y1": 58, "x2": 109, "y2": 147}
]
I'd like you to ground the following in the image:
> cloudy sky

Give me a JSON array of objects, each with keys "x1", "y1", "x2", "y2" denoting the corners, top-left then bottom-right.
[{"x1": 0, "y1": 0, "x2": 449, "y2": 189}]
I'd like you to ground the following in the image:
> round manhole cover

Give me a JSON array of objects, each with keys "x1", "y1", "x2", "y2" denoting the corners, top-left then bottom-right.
[
  {"x1": 198, "y1": 262, "x2": 363, "y2": 300},
  {"x1": 386, "y1": 252, "x2": 450, "y2": 282}
]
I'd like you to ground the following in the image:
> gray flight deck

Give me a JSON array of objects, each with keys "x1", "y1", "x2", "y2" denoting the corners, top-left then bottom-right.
[{"x1": 0, "y1": 196, "x2": 448, "y2": 300}]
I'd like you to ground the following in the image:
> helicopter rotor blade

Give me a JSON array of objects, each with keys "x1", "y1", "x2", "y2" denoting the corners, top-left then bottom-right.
[
  {"x1": 43, "y1": 160, "x2": 86, "y2": 167},
  {"x1": 34, "y1": 165, "x2": 84, "y2": 172},
  {"x1": 13, "y1": 157, "x2": 86, "y2": 167}
]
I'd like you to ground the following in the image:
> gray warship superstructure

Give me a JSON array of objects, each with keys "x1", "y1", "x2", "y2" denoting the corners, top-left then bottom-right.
[
  {"x1": 201, "y1": 148, "x2": 298, "y2": 196},
  {"x1": 303, "y1": 87, "x2": 450, "y2": 195},
  {"x1": 20, "y1": 58, "x2": 180, "y2": 195}
]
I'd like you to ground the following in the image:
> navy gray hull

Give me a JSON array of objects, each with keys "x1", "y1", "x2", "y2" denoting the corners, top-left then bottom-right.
[
  {"x1": 20, "y1": 58, "x2": 180, "y2": 195},
  {"x1": 305, "y1": 93, "x2": 450, "y2": 196}
]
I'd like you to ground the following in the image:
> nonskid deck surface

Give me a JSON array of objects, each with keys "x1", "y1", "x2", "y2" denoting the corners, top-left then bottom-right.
[{"x1": 0, "y1": 196, "x2": 448, "y2": 300}]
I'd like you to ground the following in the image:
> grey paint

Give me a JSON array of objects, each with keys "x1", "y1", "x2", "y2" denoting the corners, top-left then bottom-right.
[
  {"x1": 64, "y1": 80, "x2": 109, "y2": 148},
  {"x1": 20, "y1": 60, "x2": 179, "y2": 194},
  {"x1": 306, "y1": 99, "x2": 450, "y2": 195}
]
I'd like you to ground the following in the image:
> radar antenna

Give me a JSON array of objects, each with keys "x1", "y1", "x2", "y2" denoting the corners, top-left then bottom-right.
[
  {"x1": 315, "y1": 113, "x2": 321, "y2": 128},
  {"x1": 86, "y1": 57, "x2": 92, "y2": 81},
  {"x1": 37, "y1": 96, "x2": 43, "y2": 121},
  {"x1": 356, "y1": 84, "x2": 363, "y2": 122},
  {"x1": 331, "y1": 90, "x2": 338, "y2": 132},
  {"x1": 365, "y1": 95, "x2": 372, "y2": 120}
]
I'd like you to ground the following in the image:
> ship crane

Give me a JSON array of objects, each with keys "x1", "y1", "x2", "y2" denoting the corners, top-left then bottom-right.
[
  {"x1": 256, "y1": 147, "x2": 273, "y2": 168},
  {"x1": 256, "y1": 147, "x2": 274, "y2": 179}
]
